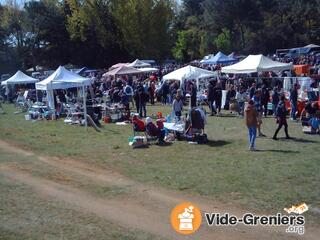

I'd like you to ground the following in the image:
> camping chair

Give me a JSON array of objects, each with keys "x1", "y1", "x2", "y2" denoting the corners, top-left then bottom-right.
[
  {"x1": 132, "y1": 119, "x2": 159, "y2": 143},
  {"x1": 132, "y1": 117, "x2": 147, "y2": 136},
  {"x1": 145, "y1": 128, "x2": 163, "y2": 143}
]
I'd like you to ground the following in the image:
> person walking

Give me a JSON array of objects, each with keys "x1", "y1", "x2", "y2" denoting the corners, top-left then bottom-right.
[
  {"x1": 162, "y1": 81, "x2": 169, "y2": 105},
  {"x1": 172, "y1": 94, "x2": 183, "y2": 121},
  {"x1": 271, "y1": 87, "x2": 280, "y2": 116},
  {"x1": 252, "y1": 90, "x2": 266, "y2": 136},
  {"x1": 245, "y1": 99, "x2": 259, "y2": 151},
  {"x1": 190, "y1": 82, "x2": 197, "y2": 108},
  {"x1": 133, "y1": 88, "x2": 140, "y2": 114},
  {"x1": 138, "y1": 84, "x2": 147, "y2": 118},
  {"x1": 236, "y1": 87, "x2": 247, "y2": 116},
  {"x1": 213, "y1": 83, "x2": 222, "y2": 114},
  {"x1": 273, "y1": 95, "x2": 291, "y2": 140},
  {"x1": 261, "y1": 85, "x2": 270, "y2": 117},
  {"x1": 290, "y1": 83, "x2": 299, "y2": 120},
  {"x1": 207, "y1": 80, "x2": 216, "y2": 115},
  {"x1": 148, "y1": 81, "x2": 155, "y2": 105},
  {"x1": 124, "y1": 82, "x2": 134, "y2": 108}
]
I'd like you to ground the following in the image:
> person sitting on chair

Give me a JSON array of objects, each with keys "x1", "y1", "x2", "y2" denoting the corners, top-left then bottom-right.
[
  {"x1": 132, "y1": 115, "x2": 145, "y2": 132},
  {"x1": 300, "y1": 101, "x2": 319, "y2": 124},
  {"x1": 186, "y1": 107, "x2": 205, "y2": 135},
  {"x1": 145, "y1": 117, "x2": 165, "y2": 142},
  {"x1": 308, "y1": 112, "x2": 320, "y2": 134}
]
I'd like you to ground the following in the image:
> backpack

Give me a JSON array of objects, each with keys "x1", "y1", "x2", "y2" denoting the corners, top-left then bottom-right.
[{"x1": 125, "y1": 85, "x2": 132, "y2": 95}]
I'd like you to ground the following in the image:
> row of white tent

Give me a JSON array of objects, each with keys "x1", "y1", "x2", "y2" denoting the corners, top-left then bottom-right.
[
  {"x1": 162, "y1": 54, "x2": 293, "y2": 87},
  {"x1": 2, "y1": 54, "x2": 293, "y2": 100},
  {"x1": 1, "y1": 67, "x2": 91, "y2": 115}
]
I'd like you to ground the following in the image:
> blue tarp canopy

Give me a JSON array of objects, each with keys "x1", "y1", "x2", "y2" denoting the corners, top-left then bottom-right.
[{"x1": 201, "y1": 52, "x2": 238, "y2": 64}]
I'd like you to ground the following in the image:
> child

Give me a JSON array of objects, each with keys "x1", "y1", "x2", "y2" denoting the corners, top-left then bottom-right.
[{"x1": 245, "y1": 100, "x2": 259, "y2": 151}]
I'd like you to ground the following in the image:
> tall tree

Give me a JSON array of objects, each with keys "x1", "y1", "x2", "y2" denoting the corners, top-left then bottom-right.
[
  {"x1": 24, "y1": 0, "x2": 70, "y2": 69},
  {"x1": 66, "y1": 0, "x2": 126, "y2": 67},
  {"x1": 111, "y1": 0, "x2": 174, "y2": 62}
]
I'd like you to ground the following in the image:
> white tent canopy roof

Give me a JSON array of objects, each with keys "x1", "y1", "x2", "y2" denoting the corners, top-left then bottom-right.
[
  {"x1": 103, "y1": 65, "x2": 142, "y2": 77},
  {"x1": 221, "y1": 54, "x2": 293, "y2": 74},
  {"x1": 138, "y1": 67, "x2": 159, "y2": 73},
  {"x1": 1, "y1": 70, "x2": 38, "y2": 86},
  {"x1": 304, "y1": 44, "x2": 320, "y2": 48},
  {"x1": 36, "y1": 66, "x2": 91, "y2": 91},
  {"x1": 163, "y1": 65, "x2": 216, "y2": 83},
  {"x1": 127, "y1": 59, "x2": 151, "y2": 68}
]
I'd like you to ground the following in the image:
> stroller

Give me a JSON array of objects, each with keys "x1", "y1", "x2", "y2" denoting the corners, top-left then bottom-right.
[{"x1": 185, "y1": 107, "x2": 208, "y2": 144}]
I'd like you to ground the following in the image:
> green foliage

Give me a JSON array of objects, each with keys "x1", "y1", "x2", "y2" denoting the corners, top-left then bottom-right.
[
  {"x1": 0, "y1": 0, "x2": 175, "y2": 72},
  {"x1": 214, "y1": 28, "x2": 231, "y2": 53},
  {"x1": 111, "y1": 0, "x2": 174, "y2": 62},
  {"x1": 174, "y1": 0, "x2": 320, "y2": 58},
  {"x1": 0, "y1": 0, "x2": 320, "y2": 71}
]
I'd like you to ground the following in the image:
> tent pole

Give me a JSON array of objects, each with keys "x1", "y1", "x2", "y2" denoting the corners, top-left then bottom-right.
[{"x1": 83, "y1": 84, "x2": 88, "y2": 130}]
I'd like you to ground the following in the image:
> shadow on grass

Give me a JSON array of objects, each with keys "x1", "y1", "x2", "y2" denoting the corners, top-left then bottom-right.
[
  {"x1": 277, "y1": 137, "x2": 318, "y2": 143},
  {"x1": 206, "y1": 140, "x2": 231, "y2": 147},
  {"x1": 209, "y1": 114, "x2": 238, "y2": 118},
  {"x1": 256, "y1": 149, "x2": 300, "y2": 154},
  {"x1": 156, "y1": 142, "x2": 173, "y2": 147}
]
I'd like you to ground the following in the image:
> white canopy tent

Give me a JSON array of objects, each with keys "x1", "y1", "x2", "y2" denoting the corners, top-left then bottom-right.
[
  {"x1": 127, "y1": 59, "x2": 151, "y2": 68},
  {"x1": 1, "y1": 70, "x2": 38, "y2": 86},
  {"x1": 162, "y1": 65, "x2": 216, "y2": 89},
  {"x1": 221, "y1": 54, "x2": 293, "y2": 74},
  {"x1": 36, "y1": 66, "x2": 91, "y2": 91},
  {"x1": 36, "y1": 66, "x2": 92, "y2": 128}
]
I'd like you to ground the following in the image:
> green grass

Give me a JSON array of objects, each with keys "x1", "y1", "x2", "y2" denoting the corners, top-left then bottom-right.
[{"x1": 0, "y1": 103, "x2": 319, "y2": 215}]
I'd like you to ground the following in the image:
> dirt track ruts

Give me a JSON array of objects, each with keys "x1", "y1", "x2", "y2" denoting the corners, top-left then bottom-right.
[{"x1": 0, "y1": 140, "x2": 317, "y2": 240}]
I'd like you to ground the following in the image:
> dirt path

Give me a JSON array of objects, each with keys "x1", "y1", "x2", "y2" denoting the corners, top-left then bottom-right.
[{"x1": 0, "y1": 140, "x2": 317, "y2": 240}]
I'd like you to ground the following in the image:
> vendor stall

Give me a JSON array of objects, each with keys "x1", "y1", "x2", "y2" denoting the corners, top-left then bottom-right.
[
  {"x1": 221, "y1": 54, "x2": 293, "y2": 74},
  {"x1": 1, "y1": 70, "x2": 39, "y2": 86},
  {"x1": 162, "y1": 65, "x2": 216, "y2": 90},
  {"x1": 36, "y1": 66, "x2": 92, "y2": 127}
]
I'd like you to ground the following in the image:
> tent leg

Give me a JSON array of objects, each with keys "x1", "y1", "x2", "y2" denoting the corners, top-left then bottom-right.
[{"x1": 83, "y1": 85, "x2": 88, "y2": 130}]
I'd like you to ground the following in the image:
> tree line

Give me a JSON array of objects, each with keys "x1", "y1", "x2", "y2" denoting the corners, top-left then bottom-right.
[{"x1": 0, "y1": 0, "x2": 320, "y2": 73}]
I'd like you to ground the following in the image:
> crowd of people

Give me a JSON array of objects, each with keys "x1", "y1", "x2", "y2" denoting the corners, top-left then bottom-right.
[{"x1": 1, "y1": 57, "x2": 319, "y2": 150}]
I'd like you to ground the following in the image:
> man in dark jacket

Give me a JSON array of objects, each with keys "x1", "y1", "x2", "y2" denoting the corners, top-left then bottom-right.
[
  {"x1": 207, "y1": 80, "x2": 216, "y2": 115},
  {"x1": 213, "y1": 83, "x2": 222, "y2": 114},
  {"x1": 162, "y1": 81, "x2": 169, "y2": 105},
  {"x1": 261, "y1": 85, "x2": 270, "y2": 117},
  {"x1": 273, "y1": 95, "x2": 291, "y2": 140},
  {"x1": 190, "y1": 82, "x2": 197, "y2": 108},
  {"x1": 138, "y1": 84, "x2": 147, "y2": 117},
  {"x1": 290, "y1": 83, "x2": 299, "y2": 120},
  {"x1": 271, "y1": 87, "x2": 280, "y2": 116}
]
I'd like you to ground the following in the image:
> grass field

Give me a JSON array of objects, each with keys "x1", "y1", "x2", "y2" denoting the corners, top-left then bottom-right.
[{"x1": 0, "y1": 103, "x2": 319, "y2": 217}]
